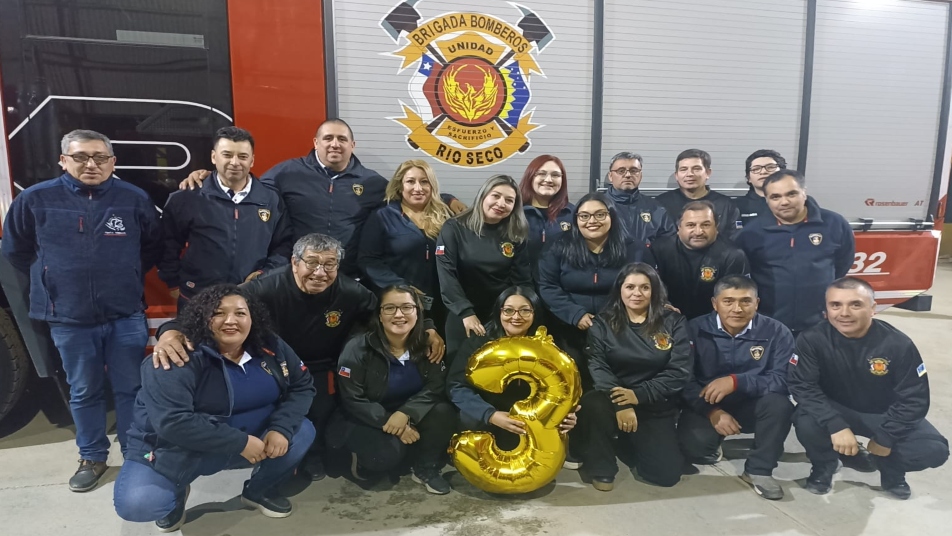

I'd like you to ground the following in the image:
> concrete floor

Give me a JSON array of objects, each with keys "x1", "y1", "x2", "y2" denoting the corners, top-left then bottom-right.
[{"x1": 2, "y1": 264, "x2": 952, "y2": 536}]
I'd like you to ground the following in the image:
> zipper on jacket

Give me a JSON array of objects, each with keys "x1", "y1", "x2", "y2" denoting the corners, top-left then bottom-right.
[
  {"x1": 78, "y1": 216, "x2": 84, "y2": 233},
  {"x1": 790, "y1": 237, "x2": 794, "y2": 248},
  {"x1": 44, "y1": 266, "x2": 56, "y2": 316},
  {"x1": 593, "y1": 272, "x2": 598, "y2": 285},
  {"x1": 542, "y1": 229, "x2": 546, "y2": 243}
]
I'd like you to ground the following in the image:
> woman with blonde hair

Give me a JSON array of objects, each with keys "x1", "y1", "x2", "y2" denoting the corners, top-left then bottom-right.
[
  {"x1": 436, "y1": 174, "x2": 532, "y2": 358},
  {"x1": 359, "y1": 160, "x2": 455, "y2": 331}
]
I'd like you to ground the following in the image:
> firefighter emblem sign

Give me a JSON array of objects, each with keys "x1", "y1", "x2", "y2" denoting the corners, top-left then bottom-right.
[{"x1": 380, "y1": 1, "x2": 554, "y2": 168}]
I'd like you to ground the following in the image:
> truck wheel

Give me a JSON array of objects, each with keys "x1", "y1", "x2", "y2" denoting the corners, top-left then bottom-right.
[{"x1": 0, "y1": 308, "x2": 30, "y2": 422}]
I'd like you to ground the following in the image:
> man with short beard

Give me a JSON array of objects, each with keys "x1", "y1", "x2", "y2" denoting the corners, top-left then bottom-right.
[
  {"x1": 152, "y1": 233, "x2": 445, "y2": 481},
  {"x1": 789, "y1": 277, "x2": 948, "y2": 499},
  {"x1": 652, "y1": 201, "x2": 749, "y2": 319}
]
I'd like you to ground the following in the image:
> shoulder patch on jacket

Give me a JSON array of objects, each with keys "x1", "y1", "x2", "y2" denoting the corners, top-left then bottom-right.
[
  {"x1": 789, "y1": 353, "x2": 799, "y2": 366},
  {"x1": 339, "y1": 366, "x2": 351, "y2": 378},
  {"x1": 918, "y1": 363, "x2": 927, "y2": 377}
]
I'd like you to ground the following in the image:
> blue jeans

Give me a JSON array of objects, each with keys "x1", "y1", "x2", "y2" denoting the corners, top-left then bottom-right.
[
  {"x1": 113, "y1": 419, "x2": 315, "y2": 522},
  {"x1": 49, "y1": 313, "x2": 149, "y2": 461}
]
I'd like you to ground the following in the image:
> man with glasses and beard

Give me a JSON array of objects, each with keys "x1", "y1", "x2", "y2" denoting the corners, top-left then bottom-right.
[
  {"x1": 152, "y1": 233, "x2": 445, "y2": 482},
  {"x1": 604, "y1": 151, "x2": 675, "y2": 244}
]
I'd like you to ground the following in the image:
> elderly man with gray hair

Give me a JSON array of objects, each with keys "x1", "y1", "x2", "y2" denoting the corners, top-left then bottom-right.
[
  {"x1": 153, "y1": 232, "x2": 445, "y2": 481},
  {"x1": 604, "y1": 151, "x2": 675, "y2": 244},
  {"x1": 1, "y1": 129, "x2": 162, "y2": 492}
]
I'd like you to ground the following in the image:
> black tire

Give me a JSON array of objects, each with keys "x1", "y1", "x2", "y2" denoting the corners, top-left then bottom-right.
[{"x1": 0, "y1": 307, "x2": 30, "y2": 422}]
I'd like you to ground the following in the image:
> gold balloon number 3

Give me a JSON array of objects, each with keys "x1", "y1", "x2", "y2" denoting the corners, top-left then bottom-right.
[{"x1": 448, "y1": 326, "x2": 582, "y2": 494}]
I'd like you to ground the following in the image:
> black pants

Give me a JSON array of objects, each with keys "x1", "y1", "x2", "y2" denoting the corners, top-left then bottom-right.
[
  {"x1": 328, "y1": 401, "x2": 458, "y2": 472},
  {"x1": 305, "y1": 370, "x2": 340, "y2": 457},
  {"x1": 574, "y1": 390, "x2": 683, "y2": 487},
  {"x1": 678, "y1": 392, "x2": 793, "y2": 476},
  {"x1": 552, "y1": 322, "x2": 593, "y2": 391},
  {"x1": 792, "y1": 401, "x2": 949, "y2": 481}
]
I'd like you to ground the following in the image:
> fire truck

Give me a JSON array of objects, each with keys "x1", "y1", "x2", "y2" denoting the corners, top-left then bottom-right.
[{"x1": 0, "y1": 0, "x2": 948, "y2": 421}]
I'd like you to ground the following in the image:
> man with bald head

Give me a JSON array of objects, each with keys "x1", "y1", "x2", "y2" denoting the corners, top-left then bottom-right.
[{"x1": 788, "y1": 277, "x2": 948, "y2": 499}]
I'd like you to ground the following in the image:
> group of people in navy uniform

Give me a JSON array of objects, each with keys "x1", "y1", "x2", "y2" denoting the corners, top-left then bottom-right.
[{"x1": 2, "y1": 121, "x2": 947, "y2": 532}]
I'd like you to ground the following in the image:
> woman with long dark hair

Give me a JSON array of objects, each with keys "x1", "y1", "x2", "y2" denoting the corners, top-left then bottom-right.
[
  {"x1": 436, "y1": 175, "x2": 532, "y2": 357},
  {"x1": 538, "y1": 192, "x2": 654, "y2": 386},
  {"x1": 328, "y1": 285, "x2": 456, "y2": 495},
  {"x1": 447, "y1": 286, "x2": 577, "y2": 451},
  {"x1": 114, "y1": 285, "x2": 315, "y2": 531},
  {"x1": 574, "y1": 263, "x2": 691, "y2": 491},
  {"x1": 519, "y1": 155, "x2": 574, "y2": 274}
]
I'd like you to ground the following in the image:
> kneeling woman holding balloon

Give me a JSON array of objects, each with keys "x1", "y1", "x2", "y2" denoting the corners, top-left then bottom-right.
[
  {"x1": 446, "y1": 286, "x2": 581, "y2": 494},
  {"x1": 329, "y1": 285, "x2": 457, "y2": 495},
  {"x1": 574, "y1": 263, "x2": 692, "y2": 491}
]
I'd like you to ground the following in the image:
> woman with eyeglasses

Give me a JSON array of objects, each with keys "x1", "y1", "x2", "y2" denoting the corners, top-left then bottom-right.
[
  {"x1": 436, "y1": 174, "x2": 532, "y2": 358},
  {"x1": 736, "y1": 150, "x2": 787, "y2": 228},
  {"x1": 574, "y1": 263, "x2": 691, "y2": 491},
  {"x1": 328, "y1": 285, "x2": 456, "y2": 495},
  {"x1": 518, "y1": 155, "x2": 575, "y2": 276},
  {"x1": 538, "y1": 192, "x2": 655, "y2": 387},
  {"x1": 447, "y1": 286, "x2": 577, "y2": 450},
  {"x1": 359, "y1": 160, "x2": 455, "y2": 332}
]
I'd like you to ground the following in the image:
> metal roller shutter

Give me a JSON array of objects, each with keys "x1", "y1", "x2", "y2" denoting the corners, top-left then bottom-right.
[
  {"x1": 600, "y1": 0, "x2": 807, "y2": 195},
  {"x1": 806, "y1": 0, "x2": 948, "y2": 221}
]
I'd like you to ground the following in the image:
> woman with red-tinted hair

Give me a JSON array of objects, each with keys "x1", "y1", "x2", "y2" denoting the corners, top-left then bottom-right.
[{"x1": 519, "y1": 155, "x2": 575, "y2": 277}]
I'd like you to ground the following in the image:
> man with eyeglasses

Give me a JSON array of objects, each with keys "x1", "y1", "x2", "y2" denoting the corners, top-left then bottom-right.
[
  {"x1": 735, "y1": 150, "x2": 787, "y2": 228},
  {"x1": 2, "y1": 129, "x2": 162, "y2": 492},
  {"x1": 151, "y1": 233, "x2": 446, "y2": 481},
  {"x1": 158, "y1": 127, "x2": 293, "y2": 310},
  {"x1": 655, "y1": 149, "x2": 740, "y2": 236},
  {"x1": 604, "y1": 151, "x2": 675, "y2": 244},
  {"x1": 652, "y1": 201, "x2": 749, "y2": 319}
]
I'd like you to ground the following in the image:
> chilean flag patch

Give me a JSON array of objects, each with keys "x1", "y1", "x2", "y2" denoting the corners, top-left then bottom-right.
[
  {"x1": 435, "y1": 246, "x2": 445, "y2": 256},
  {"x1": 917, "y1": 363, "x2": 927, "y2": 377},
  {"x1": 789, "y1": 353, "x2": 799, "y2": 366},
  {"x1": 339, "y1": 366, "x2": 351, "y2": 378}
]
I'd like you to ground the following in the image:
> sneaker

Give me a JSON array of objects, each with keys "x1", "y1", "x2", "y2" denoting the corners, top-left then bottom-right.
[
  {"x1": 592, "y1": 476, "x2": 614, "y2": 492},
  {"x1": 411, "y1": 466, "x2": 451, "y2": 495},
  {"x1": 563, "y1": 453, "x2": 582, "y2": 470},
  {"x1": 300, "y1": 454, "x2": 326, "y2": 481},
  {"x1": 803, "y1": 462, "x2": 837, "y2": 495},
  {"x1": 692, "y1": 445, "x2": 724, "y2": 465},
  {"x1": 241, "y1": 489, "x2": 293, "y2": 518},
  {"x1": 68, "y1": 459, "x2": 108, "y2": 492},
  {"x1": 156, "y1": 485, "x2": 190, "y2": 533},
  {"x1": 350, "y1": 452, "x2": 369, "y2": 481},
  {"x1": 881, "y1": 474, "x2": 912, "y2": 500},
  {"x1": 840, "y1": 444, "x2": 877, "y2": 473},
  {"x1": 741, "y1": 472, "x2": 784, "y2": 500}
]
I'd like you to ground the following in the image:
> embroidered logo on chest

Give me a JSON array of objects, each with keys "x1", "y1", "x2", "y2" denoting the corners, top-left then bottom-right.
[
  {"x1": 809, "y1": 233, "x2": 823, "y2": 246},
  {"x1": 700, "y1": 266, "x2": 717, "y2": 282},
  {"x1": 258, "y1": 208, "x2": 271, "y2": 222},
  {"x1": 353, "y1": 184, "x2": 364, "y2": 196},
  {"x1": 500, "y1": 242, "x2": 515, "y2": 258},
  {"x1": 325, "y1": 310, "x2": 342, "y2": 328},
  {"x1": 640, "y1": 212, "x2": 652, "y2": 223},
  {"x1": 560, "y1": 221, "x2": 571, "y2": 231},
  {"x1": 652, "y1": 332, "x2": 672, "y2": 351},
  {"x1": 750, "y1": 345, "x2": 765, "y2": 361},
  {"x1": 868, "y1": 357, "x2": 890, "y2": 376},
  {"x1": 104, "y1": 214, "x2": 127, "y2": 237}
]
